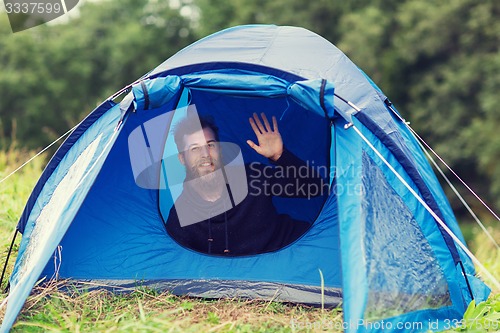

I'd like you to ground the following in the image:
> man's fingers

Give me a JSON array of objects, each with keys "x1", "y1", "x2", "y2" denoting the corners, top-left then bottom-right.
[
  {"x1": 272, "y1": 116, "x2": 278, "y2": 132},
  {"x1": 252, "y1": 113, "x2": 266, "y2": 133},
  {"x1": 261, "y1": 113, "x2": 272, "y2": 132},
  {"x1": 246, "y1": 139, "x2": 260, "y2": 153},
  {"x1": 249, "y1": 117, "x2": 262, "y2": 135},
  {"x1": 250, "y1": 112, "x2": 277, "y2": 133}
]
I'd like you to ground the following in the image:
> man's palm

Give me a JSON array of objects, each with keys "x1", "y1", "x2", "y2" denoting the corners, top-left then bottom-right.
[{"x1": 247, "y1": 113, "x2": 284, "y2": 161}]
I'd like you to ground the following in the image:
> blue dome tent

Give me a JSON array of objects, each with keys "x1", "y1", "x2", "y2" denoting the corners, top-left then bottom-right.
[{"x1": 0, "y1": 25, "x2": 490, "y2": 332}]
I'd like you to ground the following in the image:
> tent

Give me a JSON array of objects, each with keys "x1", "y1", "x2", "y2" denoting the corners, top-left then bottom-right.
[{"x1": 0, "y1": 25, "x2": 491, "y2": 332}]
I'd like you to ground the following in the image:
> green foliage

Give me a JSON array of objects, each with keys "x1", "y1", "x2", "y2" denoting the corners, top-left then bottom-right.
[
  {"x1": 0, "y1": 146, "x2": 45, "y2": 242},
  {"x1": 180, "y1": 300, "x2": 194, "y2": 311},
  {"x1": 457, "y1": 296, "x2": 500, "y2": 332},
  {"x1": 206, "y1": 311, "x2": 219, "y2": 324},
  {"x1": 0, "y1": 144, "x2": 45, "y2": 291},
  {"x1": 0, "y1": 0, "x2": 195, "y2": 149},
  {"x1": 194, "y1": 0, "x2": 360, "y2": 42}
]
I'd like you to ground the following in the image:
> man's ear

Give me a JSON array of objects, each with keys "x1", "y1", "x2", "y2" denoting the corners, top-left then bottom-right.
[{"x1": 178, "y1": 152, "x2": 185, "y2": 165}]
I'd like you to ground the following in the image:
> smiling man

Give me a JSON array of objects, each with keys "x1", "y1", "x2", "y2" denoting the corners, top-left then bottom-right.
[
  {"x1": 177, "y1": 124, "x2": 224, "y2": 202},
  {"x1": 165, "y1": 112, "x2": 327, "y2": 256}
]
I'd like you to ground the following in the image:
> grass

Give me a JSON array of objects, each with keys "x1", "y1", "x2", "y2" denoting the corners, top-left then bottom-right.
[
  {"x1": 0, "y1": 146, "x2": 499, "y2": 332},
  {"x1": 4, "y1": 282, "x2": 345, "y2": 333},
  {"x1": 0, "y1": 145, "x2": 48, "y2": 283}
]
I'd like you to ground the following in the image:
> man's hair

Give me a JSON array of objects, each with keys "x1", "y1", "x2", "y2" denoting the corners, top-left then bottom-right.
[{"x1": 173, "y1": 114, "x2": 220, "y2": 152}]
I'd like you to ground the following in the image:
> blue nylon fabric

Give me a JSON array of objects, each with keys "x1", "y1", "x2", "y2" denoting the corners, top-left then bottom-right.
[
  {"x1": 148, "y1": 25, "x2": 380, "y2": 123},
  {"x1": 358, "y1": 77, "x2": 489, "y2": 300},
  {"x1": 356, "y1": 74, "x2": 466, "y2": 247},
  {"x1": 158, "y1": 87, "x2": 190, "y2": 222},
  {"x1": 383, "y1": 107, "x2": 475, "y2": 265},
  {"x1": 288, "y1": 79, "x2": 335, "y2": 119},
  {"x1": 151, "y1": 62, "x2": 306, "y2": 83},
  {"x1": 181, "y1": 69, "x2": 290, "y2": 97},
  {"x1": 36, "y1": 87, "x2": 340, "y2": 289},
  {"x1": 391, "y1": 113, "x2": 490, "y2": 301},
  {"x1": 132, "y1": 70, "x2": 333, "y2": 121},
  {"x1": 2, "y1": 105, "x2": 122, "y2": 333},
  {"x1": 335, "y1": 117, "x2": 366, "y2": 332},
  {"x1": 16, "y1": 100, "x2": 116, "y2": 233},
  {"x1": 355, "y1": 112, "x2": 462, "y2": 266},
  {"x1": 338, "y1": 118, "x2": 474, "y2": 333},
  {"x1": 132, "y1": 76, "x2": 181, "y2": 111}
]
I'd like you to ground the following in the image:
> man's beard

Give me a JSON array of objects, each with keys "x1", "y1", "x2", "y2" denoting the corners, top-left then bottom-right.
[{"x1": 186, "y1": 158, "x2": 225, "y2": 194}]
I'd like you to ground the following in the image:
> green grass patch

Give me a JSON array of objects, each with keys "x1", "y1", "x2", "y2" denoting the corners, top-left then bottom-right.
[
  {"x1": 5, "y1": 282, "x2": 344, "y2": 332},
  {"x1": 0, "y1": 146, "x2": 47, "y2": 292},
  {"x1": 0, "y1": 147, "x2": 46, "y2": 245}
]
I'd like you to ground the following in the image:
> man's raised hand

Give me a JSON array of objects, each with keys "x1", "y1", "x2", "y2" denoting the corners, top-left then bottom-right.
[{"x1": 247, "y1": 112, "x2": 284, "y2": 162}]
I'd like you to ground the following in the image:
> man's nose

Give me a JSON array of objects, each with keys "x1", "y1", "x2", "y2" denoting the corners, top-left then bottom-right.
[{"x1": 200, "y1": 145, "x2": 210, "y2": 157}]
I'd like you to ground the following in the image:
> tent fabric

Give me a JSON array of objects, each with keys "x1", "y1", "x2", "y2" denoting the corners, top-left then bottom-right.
[
  {"x1": 1, "y1": 24, "x2": 490, "y2": 333},
  {"x1": 16, "y1": 100, "x2": 118, "y2": 234},
  {"x1": 132, "y1": 70, "x2": 335, "y2": 118},
  {"x1": 2, "y1": 105, "x2": 123, "y2": 332},
  {"x1": 337, "y1": 116, "x2": 464, "y2": 331},
  {"x1": 148, "y1": 25, "x2": 380, "y2": 123}
]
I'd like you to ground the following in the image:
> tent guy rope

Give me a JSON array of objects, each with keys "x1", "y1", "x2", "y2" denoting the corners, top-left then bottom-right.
[
  {"x1": 383, "y1": 102, "x2": 499, "y2": 249},
  {"x1": 386, "y1": 104, "x2": 500, "y2": 223},
  {"x1": 352, "y1": 124, "x2": 500, "y2": 291},
  {"x1": 416, "y1": 136, "x2": 500, "y2": 250},
  {"x1": 0, "y1": 124, "x2": 78, "y2": 186}
]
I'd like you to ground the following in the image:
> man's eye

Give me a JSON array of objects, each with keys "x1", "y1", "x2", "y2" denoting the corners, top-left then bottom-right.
[
  {"x1": 208, "y1": 143, "x2": 216, "y2": 148},
  {"x1": 190, "y1": 146, "x2": 200, "y2": 152}
]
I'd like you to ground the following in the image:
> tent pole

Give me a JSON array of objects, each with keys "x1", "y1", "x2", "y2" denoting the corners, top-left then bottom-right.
[
  {"x1": 458, "y1": 261, "x2": 475, "y2": 301},
  {"x1": 1, "y1": 229, "x2": 18, "y2": 292}
]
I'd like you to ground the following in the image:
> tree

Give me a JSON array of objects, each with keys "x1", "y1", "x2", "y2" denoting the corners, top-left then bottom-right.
[
  {"x1": 0, "y1": 0, "x2": 196, "y2": 148},
  {"x1": 194, "y1": 0, "x2": 363, "y2": 42},
  {"x1": 338, "y1": 0, "x2": 500, "y2": 214}
]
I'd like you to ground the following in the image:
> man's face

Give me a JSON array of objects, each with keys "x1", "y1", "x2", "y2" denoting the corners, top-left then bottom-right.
[{"x1": 179, "y1": 127, "x2": 221, "y2": 179}]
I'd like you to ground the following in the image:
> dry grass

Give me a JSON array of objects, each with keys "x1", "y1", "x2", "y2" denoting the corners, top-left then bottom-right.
[{"x1": 1, "y1": 280, "x2": 343, "y2": 332}]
